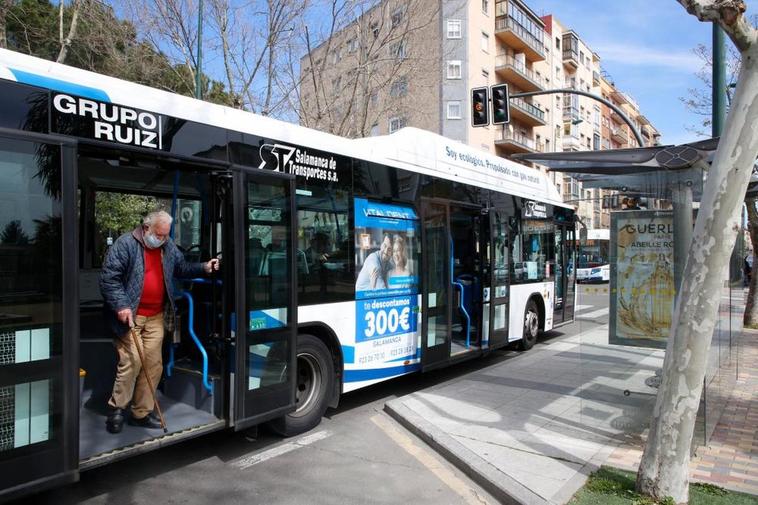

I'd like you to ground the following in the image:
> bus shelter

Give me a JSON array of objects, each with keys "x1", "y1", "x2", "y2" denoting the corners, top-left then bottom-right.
[{"x1": 514, "y1": 138, "x2": 746, "y2": 449}]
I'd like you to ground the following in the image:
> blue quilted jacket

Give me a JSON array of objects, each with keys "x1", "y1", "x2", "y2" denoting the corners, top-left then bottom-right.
[{"x1": 99, "y1": 227, "x2": 206, "y2": 336}]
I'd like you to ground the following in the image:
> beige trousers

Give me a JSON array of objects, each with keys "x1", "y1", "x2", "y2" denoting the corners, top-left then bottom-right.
[{"x1": 108, "y1": 313, "x2": 164, "y2": 419}]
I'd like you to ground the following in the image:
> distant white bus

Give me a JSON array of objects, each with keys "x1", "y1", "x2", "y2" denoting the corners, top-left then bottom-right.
[{"x1": 577, "y1": 229, "x2": 610, "y2": 283}]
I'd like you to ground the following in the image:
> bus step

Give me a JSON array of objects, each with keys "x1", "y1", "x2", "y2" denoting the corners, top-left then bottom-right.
[{"x1": 163, "y1": 366, "x2": 223, "y2": 418}]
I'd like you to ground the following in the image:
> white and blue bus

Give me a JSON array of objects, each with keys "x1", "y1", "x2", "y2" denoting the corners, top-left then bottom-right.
[
  {"x1": 0, "y1": 48, "x2": 575, "y2": 500},
  {"x1": 577, "y1": 229, "x2": 610, "y2": 283}
]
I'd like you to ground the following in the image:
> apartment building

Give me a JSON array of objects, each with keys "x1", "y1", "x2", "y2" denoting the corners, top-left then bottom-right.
[{"x1": 299, "y1": 0, "x2": 660, "y2": 229}]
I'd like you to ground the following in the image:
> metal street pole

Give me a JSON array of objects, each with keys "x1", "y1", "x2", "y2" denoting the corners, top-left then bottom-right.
[
  {"x1": 195, "y1": 0, "x2": 204, "y2": 100},
  {"x1": 510, "y1": 88, "x2": 644, "y2": 147},
  {"x1": 713, "y1": 24, "x2": 726, "y2": 138}
]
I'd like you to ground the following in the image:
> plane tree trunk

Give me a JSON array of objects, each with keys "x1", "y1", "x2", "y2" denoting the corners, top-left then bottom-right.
[{"x1": 636, "y1": 1, "x2": 758, "y2": 503}]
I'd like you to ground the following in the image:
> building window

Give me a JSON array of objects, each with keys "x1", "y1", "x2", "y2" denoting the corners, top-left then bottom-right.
[
  {"x1": 390, "y1": 77, "x2": 408, "y2": 97},
  {"x1": 593, "y1": 133, "x2": 601, "y2": 150},
  {"x1": 482, "y1": 69, "x2": 489, "y2": 81},
  {"x1": 482, "y1": 0, "x2": 489, "y2": 14},
  {"x1": 391, "y1": 7, "x2": 404, "y2": 29},
  {"x1": 447, "y1": 19, "x2": 462, "y2": 39},
  {"x1": 370, "y1": 123, "x2": 380, "y2": 136},
  {"x1": 371, "y1": 21, "x2": 379, "y2": 39},
  {"x1": 369, "y1": 92, "x2": 378, "y2": 106},
  {"x1": 447, "y1": 60, "x2": 462, "y2": 79},
  {"x1": 390, "y1": 40, "x2": 407, "y2": 60},
  {"x1": 447, "y1": 101, "x2": 462, "y2": 119},
  {"x1": 389, "y1": 116, "x2": 407, "y2": 133},
  {"x1": 481, "y1": 32, "x2": 489, "y2": 53},
  {"x1": 555, "y1": 36, "x2": 560, "y2": 49},
  {"x1": 347, "y1": 38, "x2": 358, "y2": 53},
  {"x1": 331, "y1": 76, "x2": 341, "y2": 93}
]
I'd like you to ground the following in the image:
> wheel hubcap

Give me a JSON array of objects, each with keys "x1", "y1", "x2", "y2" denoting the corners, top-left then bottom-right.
[
  {"x1": 525, "y1": 311, "x2": 538, "y2": 338},
  {"x1": 293, "y1": 352, "x2": 322, "y2": 417}
]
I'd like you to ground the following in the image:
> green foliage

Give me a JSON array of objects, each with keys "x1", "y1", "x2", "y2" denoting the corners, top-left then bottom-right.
[
  {"x1": 0, "y1": 220, "x2": 30, "y2": 245},
  {"x1": 95, "y1": 192, "x2": 158, "y2": 237},
  {"x1": 4, "y1": 0, "x2": 239, "y2": 106},
  {"x1": 691, "y1": 482, "x2": 728, "y2": 496},
  {"x1": 570, "y1": 467, "x2": 758, "y2": 505}
]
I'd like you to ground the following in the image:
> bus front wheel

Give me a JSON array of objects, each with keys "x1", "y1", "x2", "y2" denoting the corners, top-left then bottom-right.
[
  {"x1": 519, "y1": 299, "x2": 540, "y2": 351},
  {"x1": 269, "y1": 334, "x2": 334, "y2": 437}
]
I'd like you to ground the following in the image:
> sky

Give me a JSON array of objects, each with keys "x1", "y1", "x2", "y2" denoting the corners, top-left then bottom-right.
[{"x1": 524, "y1": 0, "x2": 756, "y2": 146}]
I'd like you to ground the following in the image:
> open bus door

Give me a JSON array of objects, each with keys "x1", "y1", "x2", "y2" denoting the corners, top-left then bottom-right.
[
  {"x1": 232, "y1": 168, "x2": 298, "y2": 430},
  {"x1": 0, "y1": 131, "x2": 79, "y2": 500}
]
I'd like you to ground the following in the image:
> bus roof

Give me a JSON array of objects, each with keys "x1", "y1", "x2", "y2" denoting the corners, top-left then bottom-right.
[{"x1": 0, "y1": 48, "x2": 568, "y2": 207}]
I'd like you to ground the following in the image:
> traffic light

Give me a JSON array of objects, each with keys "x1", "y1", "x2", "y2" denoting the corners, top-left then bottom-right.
[
  {"x1": 471, "y1": 87, "x2": 489, "y2": 127},
  {"x1": 491, "y1": 83, "x2": 510, "y2": 125}
]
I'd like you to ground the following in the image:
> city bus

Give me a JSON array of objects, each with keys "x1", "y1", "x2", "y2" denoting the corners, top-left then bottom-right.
[
  {"x1": 0, "y1": 48, "x2": 575, "y2": 500},
  {"x1": 577, "y1": 229, "x2": 610, "y2": 283}
]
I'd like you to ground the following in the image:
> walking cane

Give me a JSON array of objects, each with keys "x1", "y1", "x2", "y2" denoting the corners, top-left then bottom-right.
[{"x1": 129, "y1": 326, "x2": 168, "y2": 433}]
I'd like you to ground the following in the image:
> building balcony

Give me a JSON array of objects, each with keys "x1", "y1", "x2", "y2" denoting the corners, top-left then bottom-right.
[
  {"x1": 592, "y1": 70, "x2": 601, "y2": 86},
  {"x1": 562, "y1": 134, "x2": 582, "y2": 151},
  {"x1": 494, "y1": 129, "x2": 538, "y2": 153},
  {"x1": 610, "y1": 110, "x2": 625, "y2": 125},
  {"x1": 562, "y1": 48, "x2": 579, "y2": 69},
  {"x1": 509, "y1": 97, "x2": 546, "y2": 126},
  {"x1": 563, "y1": 106, "x2": 580, "y2": 123},
  {"x1": 611, "y1": 126, "x2": 628, "y2": 144},
  {"x1": 495, "y1": 13, "x2": 546, "y2": 62},
  {"x1": 494, "y1": 54, "x2": 545, "y2": 92},
  {"x1": 562, "y1": 33, "x2": 579, "y2": 69}
]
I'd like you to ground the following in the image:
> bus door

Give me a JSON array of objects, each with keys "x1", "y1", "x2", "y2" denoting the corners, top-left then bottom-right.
[
  {"x1": 232, "y1": 168, "x2": 297, "y2": 430},
  {"x1": 421, "y1": 201, "x2": 450, "y2": 370},
  {"x1": 487, "y1": 211, "x2": 510, "y2": 348},
  {"x1": 0, "y1": 131, "x2": 79, "y2": 499},
  {"x1": 553, "y1": 223, "x2": 576, "y2": 324},
  {"x1": 421, "y1": 200, "x2": 483, "y2": 370}
]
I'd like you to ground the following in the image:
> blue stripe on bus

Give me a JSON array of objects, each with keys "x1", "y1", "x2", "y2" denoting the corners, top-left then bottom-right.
[
  {"x1": 343, "y1": 363, "x2": 420, "y2": 383},
  {"x1": 10, "y1": 68, "x2": 111, "y2": 102}
]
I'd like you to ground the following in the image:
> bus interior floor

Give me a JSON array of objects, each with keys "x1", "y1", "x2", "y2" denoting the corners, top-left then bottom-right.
[{"x1": 79, "y1": 391, "x2": 220, "y2": 461}]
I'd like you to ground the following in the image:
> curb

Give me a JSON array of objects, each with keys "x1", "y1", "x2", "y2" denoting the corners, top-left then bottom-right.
[{"x1": 385, "y1": 399, "x2": 551, "y2": 505}]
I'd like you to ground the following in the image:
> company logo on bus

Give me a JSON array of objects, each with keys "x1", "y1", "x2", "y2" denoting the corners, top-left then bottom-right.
[
  {"x1": 259, "y1": 143, "x2": 340, "y2": 183},
  {"x1": 52, "y1": 93, "x2": 162, "y2": 149}
]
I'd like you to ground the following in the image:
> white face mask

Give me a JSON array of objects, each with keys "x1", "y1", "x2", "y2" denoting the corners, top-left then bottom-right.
[{"x1": 144, "y1": 231, "x2": 166, "y2": 249}]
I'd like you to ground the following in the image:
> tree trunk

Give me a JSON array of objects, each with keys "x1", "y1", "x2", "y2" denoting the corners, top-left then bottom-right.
[
  {"x1": 636, "y1": 35, "x2": 758, "y2": 504},
  {"x1": 0, "y1": 0, "x2": 13, "y2": 49},
  {"x1": 744, "y1": 196, "x2": 758, "y2": 325},
  {"x1": 57, "y1": 0, "x2": 82, "y2": 64}
]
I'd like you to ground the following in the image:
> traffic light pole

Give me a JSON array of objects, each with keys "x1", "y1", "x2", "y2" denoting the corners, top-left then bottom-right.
[{"x1": 510, "y1": 88, "x2": 645, "y2": 147}]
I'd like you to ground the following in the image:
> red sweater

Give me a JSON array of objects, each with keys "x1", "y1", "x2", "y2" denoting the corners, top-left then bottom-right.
[{"x1": 137, "y1": 247, "x2": 165, "y2": 316}]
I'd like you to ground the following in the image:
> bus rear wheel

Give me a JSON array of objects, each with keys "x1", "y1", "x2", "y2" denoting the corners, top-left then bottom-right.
[
  {"x1": 269, "y1": 334, "x2": 334, "y2": 437},
  {"x1": 519, "y1": 299, "x2": 540, "y2": 351}
]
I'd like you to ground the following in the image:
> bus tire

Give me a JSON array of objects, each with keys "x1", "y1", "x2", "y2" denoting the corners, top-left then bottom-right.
[
  {"x1": 269, "y1": 334, "x2": 334, "y2": 437},
  {"x1": 519, "y1": 299, "x2": 540, "y2": 351}
]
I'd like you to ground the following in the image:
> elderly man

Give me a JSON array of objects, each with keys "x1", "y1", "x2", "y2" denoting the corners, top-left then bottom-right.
[{"x1": 100, "y1": 210, "x2": 219, "y2": 434}]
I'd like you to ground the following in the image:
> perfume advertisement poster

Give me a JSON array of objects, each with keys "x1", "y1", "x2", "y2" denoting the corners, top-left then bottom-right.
[{"x1": 609, "y1": 211, "x2": 675, "y2": 348}]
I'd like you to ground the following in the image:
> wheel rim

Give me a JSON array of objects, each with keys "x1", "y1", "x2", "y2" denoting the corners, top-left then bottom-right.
[
  {"x1": 525, "y1": 310, "x2": 539, "y2": 339},
  {"x1": 293, "y1": 352, "x2": 322, "y2": 417}
]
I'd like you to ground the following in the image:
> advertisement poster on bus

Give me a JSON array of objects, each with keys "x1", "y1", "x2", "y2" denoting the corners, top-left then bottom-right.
[
  {"x1": 609, "y1": 210, "x2": 675, "y2": 349},
  {"x1": 352, "y1": 198, "x2": 420, "y2": 365}
]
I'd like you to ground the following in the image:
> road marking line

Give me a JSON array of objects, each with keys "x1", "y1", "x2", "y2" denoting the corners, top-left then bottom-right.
[
  {"x1": 575, "y1": 304, "x2": 592, "y2": 311},
  {"x1": 371, "y1": 414, "x2": 493, "y2": 505},
  {"x1": 577, "y1": 308, "x2": 609, "y2": 319},
  {"x1": 232, "y1": 430, "x2": 332, "y2": 470}
]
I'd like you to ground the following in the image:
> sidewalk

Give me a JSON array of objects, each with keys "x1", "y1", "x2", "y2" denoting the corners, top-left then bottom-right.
[{"x1": 385, "y1": 325, "x2": 758, "y2": 504}]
